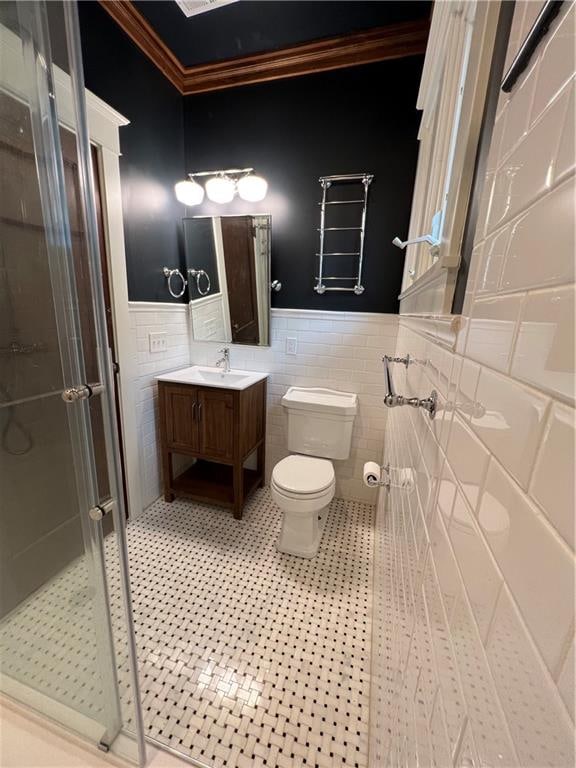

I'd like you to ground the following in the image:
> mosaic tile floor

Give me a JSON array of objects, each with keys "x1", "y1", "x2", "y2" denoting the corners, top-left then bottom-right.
[
  {"x1": 1, "y1": 489, "x2": 375, "y2": 768},
  {"x1": 0, "y1": 551, "x2": 109, "y2": 723},
  {"x1": 129, "y1": 490, "x2": 375, "y2": 767}
]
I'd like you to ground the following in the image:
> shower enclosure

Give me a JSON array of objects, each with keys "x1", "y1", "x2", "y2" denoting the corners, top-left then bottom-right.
[{"x1": 0, "y1": 1, "x2": 145, "y2": 763}]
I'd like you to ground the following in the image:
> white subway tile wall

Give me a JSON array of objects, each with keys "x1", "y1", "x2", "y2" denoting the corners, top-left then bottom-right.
[
  {"x1": 371, "y1": 3, "x2": 575, "y2": 766},
  {"x1": 129, "y1": 304, "x2": 399, "y2": 509},
  {"x1": 129, "y1": 303, "x2": 191, "y2": 509},
  {"x1": 187, "y1": 309, "x2": 399, "y2": 503}
]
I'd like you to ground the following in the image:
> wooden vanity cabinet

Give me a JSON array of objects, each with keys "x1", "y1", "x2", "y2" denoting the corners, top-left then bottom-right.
[{"x1": 158, "y1": 379, "x2": 266, "y2": 519}]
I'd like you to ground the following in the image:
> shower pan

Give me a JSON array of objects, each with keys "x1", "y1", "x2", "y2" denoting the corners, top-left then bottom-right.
[{"x1": 0, "y1": 2, "x2": 145, "y2": 763}]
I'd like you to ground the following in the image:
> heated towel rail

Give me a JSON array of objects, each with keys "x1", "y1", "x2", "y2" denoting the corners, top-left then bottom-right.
[{"x1": 314, "y1": 173, "x2": 373, "y2": 295}]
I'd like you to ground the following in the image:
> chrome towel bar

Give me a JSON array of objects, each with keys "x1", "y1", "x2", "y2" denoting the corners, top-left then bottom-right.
[{"x1": 383, "y1": 354, "x2": 437, "y2": 419}]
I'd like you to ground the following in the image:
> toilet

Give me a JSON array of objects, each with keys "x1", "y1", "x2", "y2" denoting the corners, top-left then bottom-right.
[{"x1": 271, "y1": 387, "x2": 357, "y2": 558}]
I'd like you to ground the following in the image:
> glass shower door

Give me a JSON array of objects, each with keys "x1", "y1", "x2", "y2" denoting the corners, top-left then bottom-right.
[{"x1": 0, "y1": 2, "x2": 144, "y2": 763}]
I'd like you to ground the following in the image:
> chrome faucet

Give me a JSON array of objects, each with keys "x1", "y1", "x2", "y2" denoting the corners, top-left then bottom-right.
[{"x1": 216, "y1": 347, "x2": 230, "y2": 373}]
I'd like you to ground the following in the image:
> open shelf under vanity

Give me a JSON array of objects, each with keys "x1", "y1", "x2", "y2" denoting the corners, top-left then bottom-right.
[{"x1": 172, "y1": 461, "x2": 262, "y2": 509}]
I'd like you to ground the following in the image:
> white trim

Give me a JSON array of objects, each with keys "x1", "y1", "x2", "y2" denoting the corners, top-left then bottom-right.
[
  {"x1": 99, "y1": 153, "x2": 142, "y2": 521},
  {"x1": 188, "y1": 291, "x2": 223, "y2": 308},
  {"x1": 0, "y1": 24, "x2": 129, "y2": 155},
  {"x1": 399, "y1": 315, "x2": 461, "y2": 351},
  {"x1": 128, "y1": 301, "x2": 189, "y2": 313},
  {"x1": 399, "y1": 1, "x2": 501, "y2": 314},
  {"x1": 212, "y1": 217, "x2": 232, "y2": 340},
  {"x1": 399, "y1": 260, "x2": 449, "y2": 301},
  {"x1": 271, "y1": 307, "x2": 397, "y2": 323},
  {"x1": 439, "y1": 1, "x2": 501, "y2": 269},
  {"x1": 127, "y1": 303, "x2": 399, "y2": 322},
  {"x1": 399, "y1": 266, "x2": 456, "y2": 316}
]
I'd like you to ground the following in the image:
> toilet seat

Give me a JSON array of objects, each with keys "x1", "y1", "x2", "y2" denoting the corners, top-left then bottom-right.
[
  {"x1": 270, "y1": 480, "x2": 335, "y2": 509},
  {"x1": 272, "y1": 455, "x2": 334, "y2": 497}
]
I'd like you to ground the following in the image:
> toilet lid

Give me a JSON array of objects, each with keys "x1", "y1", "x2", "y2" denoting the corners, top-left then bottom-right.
[{"x1": 272, "y1": 455, "x2": 334, "y2": 495}]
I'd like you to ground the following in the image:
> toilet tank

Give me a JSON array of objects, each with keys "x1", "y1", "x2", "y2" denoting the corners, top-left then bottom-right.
[{"x1": 281, "y1": 387, "x2": 357, "y2": 460}]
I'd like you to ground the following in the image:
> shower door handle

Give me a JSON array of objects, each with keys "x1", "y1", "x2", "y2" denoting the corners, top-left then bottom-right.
[
  {"x1": 61, "y1": 382, "x2": 104, "y2": 402},
  {"x1": 89, "y1": 498, "x2": 116, "y2": 521}
]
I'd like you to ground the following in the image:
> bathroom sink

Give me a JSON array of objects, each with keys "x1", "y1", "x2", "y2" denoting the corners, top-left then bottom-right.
[
  {"x1": 196, "y1": 369, "x2": 252, "y2": 385},
  {"x1": 156, "y1": 365, "x2": 268, "y2": 390}
]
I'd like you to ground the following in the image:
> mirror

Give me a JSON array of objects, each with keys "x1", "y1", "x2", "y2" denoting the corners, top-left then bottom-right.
[{"x1": 184, "y1": 215, "x2": 271, "y2": 346}]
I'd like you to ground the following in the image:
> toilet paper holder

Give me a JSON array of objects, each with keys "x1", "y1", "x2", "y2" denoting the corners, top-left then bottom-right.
[
  {"x1": 366, "y1": 463, "x2": 415, "y2": 492},
  {"x1": 366, "y1": 462, "x2": 392, "y2": 489}
]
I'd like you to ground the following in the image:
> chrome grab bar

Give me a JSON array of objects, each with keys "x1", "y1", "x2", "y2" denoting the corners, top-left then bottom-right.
[{"x1": 383, "y1": 354, "x2": 437, "y2": 419}]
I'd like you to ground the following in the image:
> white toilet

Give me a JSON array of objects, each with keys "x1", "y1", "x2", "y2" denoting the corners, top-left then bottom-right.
[{"x1": 271, "y1": 387, "x2": 357, "y2": 558}]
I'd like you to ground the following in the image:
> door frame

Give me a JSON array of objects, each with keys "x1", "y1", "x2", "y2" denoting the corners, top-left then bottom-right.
[{"x1": 0, "y1": 23, "x2": 142, "y2": 520}]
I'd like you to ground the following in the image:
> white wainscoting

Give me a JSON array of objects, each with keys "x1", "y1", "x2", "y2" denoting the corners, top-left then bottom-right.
[
  {"x1": 187, "y1": 308, "x2": 399, "y2": 503},
  {"x1": 128, "y1": 302, "x2": 191, "y2": 510},
  {"x1": 128, "y1": 303, "x2": 399, "y2": 508}
]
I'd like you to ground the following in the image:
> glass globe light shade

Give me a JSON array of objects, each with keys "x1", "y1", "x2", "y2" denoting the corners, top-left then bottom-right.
[
  {"x1": 205, "y1": 175, "x2": 236, "y2": 203},
  {"x1": 174, "y1": 179, "x2": 204, "y2": 206},
  {"x1": 237, "y1": 174, "x2": 268, "y2": 202}
]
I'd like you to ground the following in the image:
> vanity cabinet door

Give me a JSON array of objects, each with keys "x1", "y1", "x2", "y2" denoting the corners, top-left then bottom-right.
[
  {"x1": 163, "y1": 385, "x2": 199, "y2": 452},
  {"x1": 197, "y1": 388, "x2": 235, "y2": 461}
]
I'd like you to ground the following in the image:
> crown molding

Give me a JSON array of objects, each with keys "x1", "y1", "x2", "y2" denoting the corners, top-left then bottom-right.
[
  {"x1": 98, "y1": 0, "x2": 429, "y2": 95},
  {"x1": 98, "y1": 0, "x2": 183, "y2": 90},
  {"x1": 179, "y1": 19, "x2": 430, "y2": 94}
]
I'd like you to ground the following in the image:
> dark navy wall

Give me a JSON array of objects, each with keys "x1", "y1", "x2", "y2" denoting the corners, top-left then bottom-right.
[
  {"x1": 78, "y1": 2, "x2": 187, "y2": 303},
  {"x1": 183, "y1": 57, "x2": 423, "y2": 313},
  {"x1": 75, "y1": 2, "x2": 423, "y2": 310}
]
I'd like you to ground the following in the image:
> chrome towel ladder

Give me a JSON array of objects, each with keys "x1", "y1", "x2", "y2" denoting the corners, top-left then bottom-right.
[{"x1": 314, "y1": 173, "x2": 373, "y2": 295}]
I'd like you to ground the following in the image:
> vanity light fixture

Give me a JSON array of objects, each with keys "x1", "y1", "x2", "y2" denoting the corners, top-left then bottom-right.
[
  {"x1": 237, "y1": 173, "x2": 268, "y2": 202},
  {"x1": 174, "y1": 178, "x2": 205, "y2": 206},
  {"x1": 205, "y1": 174, "x2": 236, "y2": 203},
  {"x1": 175, "y1": 168, "x2": 268, "y2": 205}
]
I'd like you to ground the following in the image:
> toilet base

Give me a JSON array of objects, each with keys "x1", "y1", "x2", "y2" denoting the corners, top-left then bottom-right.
[{"x1": 276, "y1": 505, "x2": 329, "y2": 559}]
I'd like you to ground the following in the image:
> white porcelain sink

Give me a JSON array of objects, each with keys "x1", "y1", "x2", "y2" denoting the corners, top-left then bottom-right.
[
  {"x1": 196, "y1": 369, "x2": 251, "y2": 385},
  {"x1": 156, "y1": 365, "x2": 268, "y2": 391}
]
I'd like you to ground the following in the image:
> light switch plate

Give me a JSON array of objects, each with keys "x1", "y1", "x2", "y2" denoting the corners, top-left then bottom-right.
[
  {"x1": 286, "y1": 337, "x2": 297, "y2": 355},
  {"x1": 149, "y1": 332, "x2": 167, "y2": 353}
]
